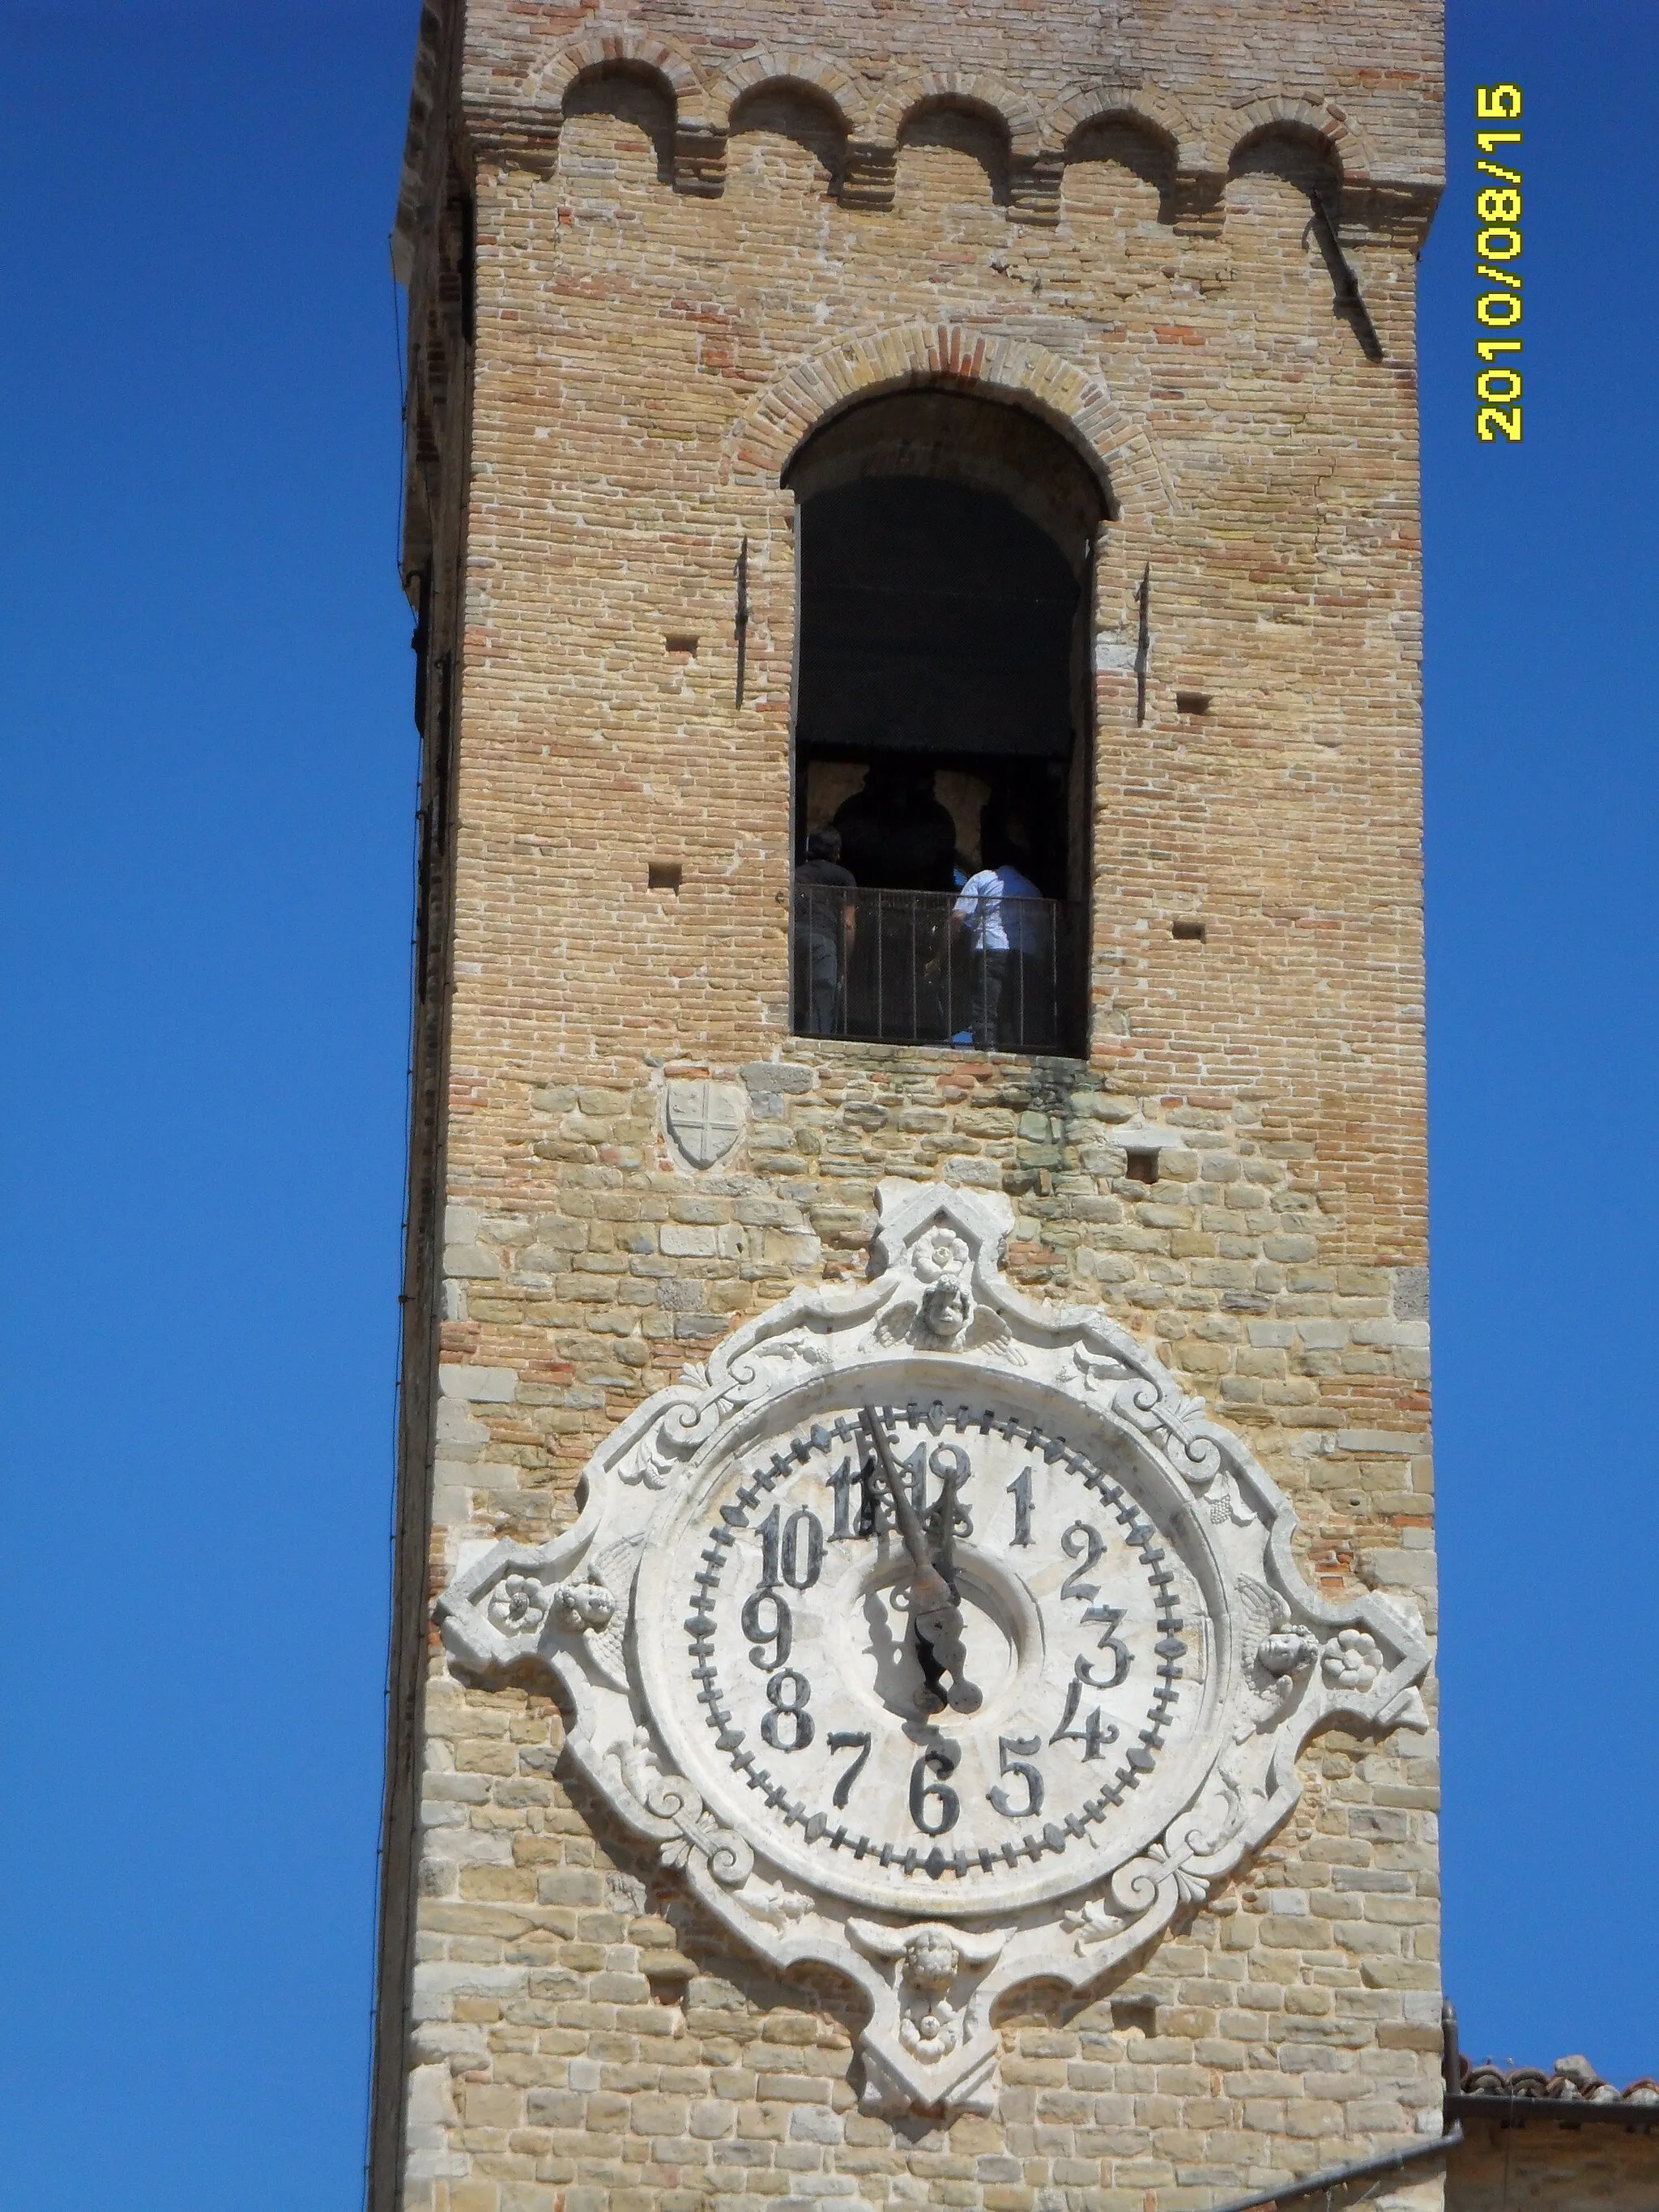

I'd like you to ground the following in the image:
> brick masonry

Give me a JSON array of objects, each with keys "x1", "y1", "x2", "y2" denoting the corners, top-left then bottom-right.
[
  {"x1": 1448, "y1": 2125, "x2": 1659, "y2": 2212},
  {"x1": 373, "y1": 2, "x2": 1462, "y2": 2207}
]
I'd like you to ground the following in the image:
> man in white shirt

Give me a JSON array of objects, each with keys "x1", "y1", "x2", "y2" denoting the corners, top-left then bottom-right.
[{"x1": 951, "y1": 832, "x2": 1048, "y2": 1051}]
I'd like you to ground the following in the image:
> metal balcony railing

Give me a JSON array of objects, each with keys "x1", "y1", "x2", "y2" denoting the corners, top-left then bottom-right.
[{"x1": 791, "y1": 882, "x2": 1077, "y2": 1054}]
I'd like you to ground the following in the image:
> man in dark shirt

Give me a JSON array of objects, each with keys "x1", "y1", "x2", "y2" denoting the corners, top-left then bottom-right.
[
  {"x1": 830, "y1": 763, "x2": 956, "y2": 1041},
  {"x1": 794, "y1": 826, "x2": 856, "y2": 1035},
  {"x1": 830, "y1": 760, "x2": 956, "y2": 892}
]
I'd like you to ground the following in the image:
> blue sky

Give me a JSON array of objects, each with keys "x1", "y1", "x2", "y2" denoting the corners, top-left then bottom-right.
[{"x1": 2, "y1": 3, "x2": 1654, "y2": 2205}]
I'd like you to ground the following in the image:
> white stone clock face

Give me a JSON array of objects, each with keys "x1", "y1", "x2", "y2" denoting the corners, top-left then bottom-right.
[{"x1": 638, "y1": 1383, "x2": 1218, "y2": 1918}]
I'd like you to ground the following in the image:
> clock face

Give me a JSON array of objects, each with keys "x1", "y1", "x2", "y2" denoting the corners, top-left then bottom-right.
[{"x1": 638, "y1": 1383, "x2": 1219, "y2": 1917}]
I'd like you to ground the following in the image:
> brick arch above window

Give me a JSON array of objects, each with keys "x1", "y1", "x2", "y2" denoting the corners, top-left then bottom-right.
[{"x1": 716, "y1": 322, "x2": 1177, "y2": 520}]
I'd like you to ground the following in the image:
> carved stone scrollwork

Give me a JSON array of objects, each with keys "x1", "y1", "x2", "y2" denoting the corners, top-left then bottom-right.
[
  {"x1": 643, "y1": 1772, "x2": 754, "y2": 1888},
  {"x1": 616, "y1": 1727, "x2": 756, "y2": 1889}
]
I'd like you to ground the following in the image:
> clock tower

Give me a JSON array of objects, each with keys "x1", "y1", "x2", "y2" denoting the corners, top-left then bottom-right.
[{"x1": 377, "y1": 4, "x2": 1447, "y2": 2210}]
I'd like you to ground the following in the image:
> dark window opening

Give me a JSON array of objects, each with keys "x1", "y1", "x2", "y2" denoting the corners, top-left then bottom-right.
[
  {"x1": 1175, "y1": 690, "x2": 1210, "y2": 716},
  {"x1": 648, "y1": 860, "x2": 683, "y2": 893},
  {"x1": 785, "y1": 390, "x2": 1102, "y2": 1055},
  {"x1": 1126, "y1": 1149, "x2": 1159, "y2": 1185},
  {"x1": 1172, "y1": 918, "x2": 1206, "y2": 941}
]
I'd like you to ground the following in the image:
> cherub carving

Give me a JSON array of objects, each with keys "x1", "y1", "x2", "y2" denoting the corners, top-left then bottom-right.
[
  {"x1": 1235, "y1": 1575, "x2": 1319, "y2": 1725},
  {"x1": 585, "y1": 1536, "x2": 643, "y2": 1689},
  {"x1": 486, "y1": 1572, "x2": 614, "y2": 1639},
  {"x1": 848, "y1": 1920, "x2": 1005, "y2": 2067},
  {"x1": 872, "y1": 1280, "x2": 1024, "y2": 1362},
  {"x1": 920, "y1": 1277, "x2": 971, "y2": 1342}
]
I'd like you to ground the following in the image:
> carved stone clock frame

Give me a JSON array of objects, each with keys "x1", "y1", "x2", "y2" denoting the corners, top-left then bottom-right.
[{"x1": 438, "y1": 1183, "x2": 1431, "y2": 2120}]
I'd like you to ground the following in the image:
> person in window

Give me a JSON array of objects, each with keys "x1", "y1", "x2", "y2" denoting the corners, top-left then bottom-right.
[
  {"x1": 951, "y1": 827, "x2": 1051, "y2": 1051},
  {"x1": 794, "y1": 826, "x2": 856, "y2": 1036},
  {"x1": 830, "y1": 759, "x2": 956, "y2": 893},
  {"x1": 831, "y1": 761, "x2": 956, "y2": 1040}
]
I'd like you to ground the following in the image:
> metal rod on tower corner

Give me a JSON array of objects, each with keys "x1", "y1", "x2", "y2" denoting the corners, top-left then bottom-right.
[{"x1": 735, "y1": 535, "x2": 749, "y2": 707}]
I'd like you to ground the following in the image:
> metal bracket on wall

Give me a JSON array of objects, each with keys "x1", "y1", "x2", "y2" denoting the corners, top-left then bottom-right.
[
  {"x1": 1305, "y1": 197, "x2": 1384, "y2": 362},
  {"x1": 735, "y1": 535, "x2": 749, "y2": 708}
]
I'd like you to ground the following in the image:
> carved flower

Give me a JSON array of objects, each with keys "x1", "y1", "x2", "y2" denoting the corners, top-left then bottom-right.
[
  {"x1": 488, "y1": 1574, "x2": 548, "y2": 1636},
  {"x1": 899, "y1": 1997, "x2": 961, "y2": 2061},
  {"x1": 913, "y1": 1228, "x2": 970, "y2": 1284},
  {"x1": 1322, "y1": 1628, "x2": 1384, "y2": 1692}
]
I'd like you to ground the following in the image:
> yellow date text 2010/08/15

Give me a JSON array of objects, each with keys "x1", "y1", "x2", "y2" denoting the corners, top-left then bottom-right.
[{"x1": 1475, "y1": 83, "x2": 1523, "y2": 444}]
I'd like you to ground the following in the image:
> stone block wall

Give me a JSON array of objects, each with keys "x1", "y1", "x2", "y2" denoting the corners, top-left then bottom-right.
[{"x1": 373, "y1": 2, "x2": 1448, "y2": 2206}]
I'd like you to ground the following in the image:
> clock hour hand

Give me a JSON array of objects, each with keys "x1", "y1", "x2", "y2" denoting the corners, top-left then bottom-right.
[{"x1": 857, "y1": 1409, "x2": 983, "y2": 1715}]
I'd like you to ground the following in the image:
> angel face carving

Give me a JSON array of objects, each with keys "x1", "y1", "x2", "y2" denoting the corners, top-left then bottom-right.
[
  {"x1": 903, "y1": 1929, "x2": 962, "y2": 1993},
  {"x1": 552, "y1": 1579, "x2": 616, "y2": 1634},
  {"x1": 920, "y1": 1278, "x2": 971, "y2": 1341},
  {"x1": 1258, "y1": 1629, "x2": 1319, "y2": 1680}
]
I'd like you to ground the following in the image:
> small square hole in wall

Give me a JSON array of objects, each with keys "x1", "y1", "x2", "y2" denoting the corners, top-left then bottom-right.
[
  {"x1": 1126, "y1": 1149, "x2": 1159, "y2": 1185},
  {"x1": 665, "y1": 633, "x2": 698, "y2": 657},
  {"x1": 1172, "y1": 918, "x2": 1207, "y2": 942},
  {"x1": 648, "y1": 861, "x2": 683, "y2": 893},
  {"x1": 647, "y1": 1974, "x2": 691, "y2": 2008},
  {"x1": 1111, "y1": 1995, "x2": 1158, "y2": 2036},
  {"x1": 1175, "y1": 690, "x2": 1211, "y2": 716}
]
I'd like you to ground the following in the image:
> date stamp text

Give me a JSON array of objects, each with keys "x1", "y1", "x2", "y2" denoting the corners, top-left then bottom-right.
[{"x1": 1474, "y1": 83, "x2": 1523, "y2": 441}]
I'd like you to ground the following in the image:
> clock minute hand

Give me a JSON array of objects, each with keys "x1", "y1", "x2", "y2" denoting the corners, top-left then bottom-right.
[
  {"x1": 857, "y1": 1409, "x2": 982, "y2": 1716},
  {"x1": 917, "y1": 1464, "x2": 983, "y2": 1714},
  {"x1": 858, "y1": 1407, "x2": 939, "y2": 1587}
]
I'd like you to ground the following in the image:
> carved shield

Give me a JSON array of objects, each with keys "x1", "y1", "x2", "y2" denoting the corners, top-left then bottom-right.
[{"x1": 665, "y1": 1079, "x2": 747, "y2": 1169}]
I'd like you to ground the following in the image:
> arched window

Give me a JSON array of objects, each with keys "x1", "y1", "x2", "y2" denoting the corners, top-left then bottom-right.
[{"x1": 786, "y1": 390, "x2": 1102, "y2": 1055}]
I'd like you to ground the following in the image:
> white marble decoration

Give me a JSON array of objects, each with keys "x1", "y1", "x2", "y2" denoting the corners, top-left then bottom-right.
[{"x1": 437, "y1": 1182, "x2": 1431, "y2": 2120}]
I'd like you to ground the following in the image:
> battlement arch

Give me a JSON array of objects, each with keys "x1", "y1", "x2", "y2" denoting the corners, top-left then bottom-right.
[
  {"x1": 714, "y1": 50, "x2": 869, "y2": 139},
  {"x1": 1222, "y1": 94, "x2": 1379, "y2": 184},
  {"x1": 527, "y1": 27, "x2": 713, "y2": 128}
]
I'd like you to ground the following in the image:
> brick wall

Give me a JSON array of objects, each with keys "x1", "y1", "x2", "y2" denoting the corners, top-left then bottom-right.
[
  {"x1": 373, "y1": 2, "x2": 1448, "y2": 2206},
  {"x1": 1448, "y1": 2124, "x2": 1659, "y2": 2212}
]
